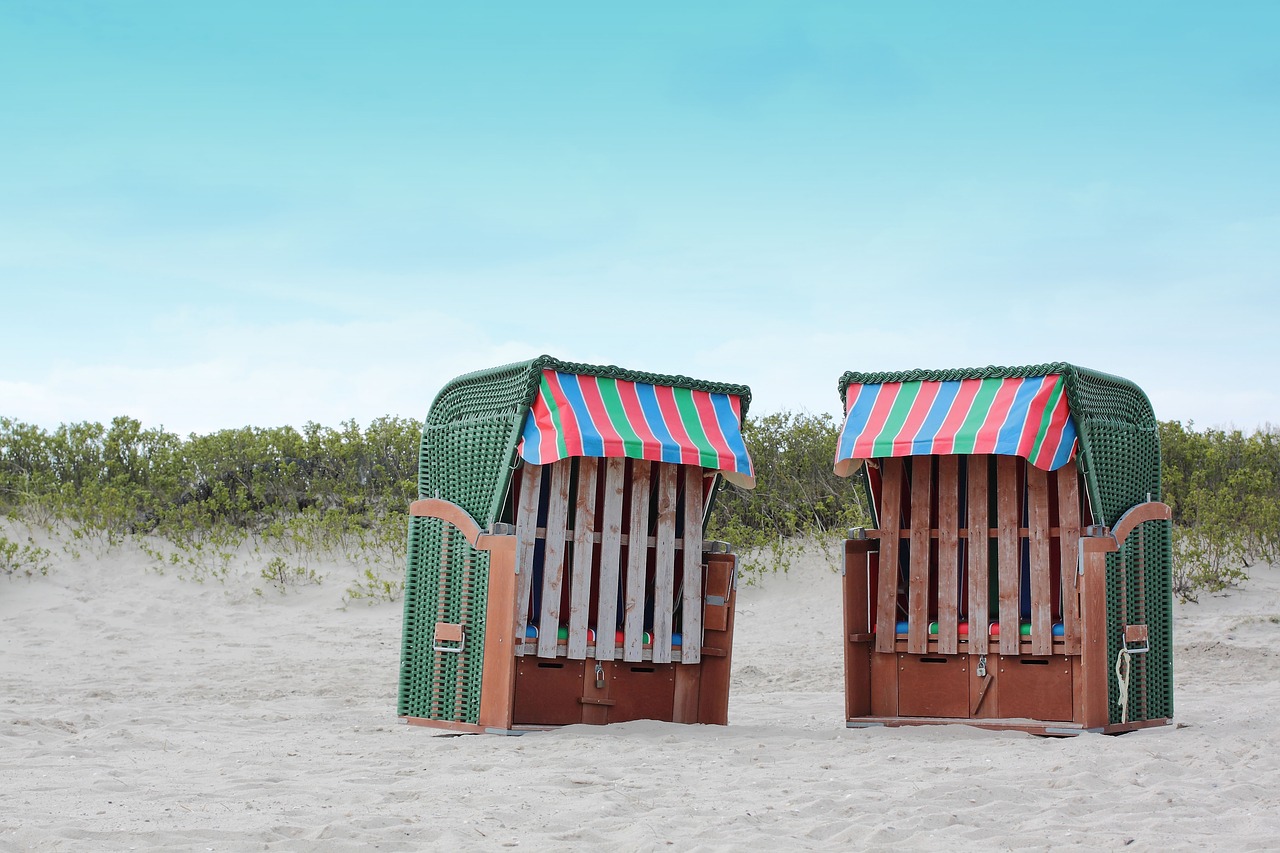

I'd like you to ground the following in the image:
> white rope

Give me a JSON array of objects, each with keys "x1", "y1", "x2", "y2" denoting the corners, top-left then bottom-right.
[{"x1": 1115, "y1": 647, "x2": 1132, "y2": 724}]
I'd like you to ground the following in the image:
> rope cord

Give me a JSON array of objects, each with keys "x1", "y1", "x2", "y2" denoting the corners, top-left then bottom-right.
[{"x1": 1115, "y1": 647, "x2": 1132, "y2": 724}]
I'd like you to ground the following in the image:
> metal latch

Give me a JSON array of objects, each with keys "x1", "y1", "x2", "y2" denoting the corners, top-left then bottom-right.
[{"x1": 1123, "y1": 624, "x2": 1149, "y2": 655}]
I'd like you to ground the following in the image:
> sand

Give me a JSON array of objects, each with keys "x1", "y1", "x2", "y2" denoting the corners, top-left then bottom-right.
[{"x1": 3, "y1": 526, "x2": 1279, "y2": 852}]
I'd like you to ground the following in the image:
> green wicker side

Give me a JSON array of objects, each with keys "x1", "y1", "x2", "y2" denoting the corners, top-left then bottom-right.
[
  {"x1": 838, "y1": 362, "x2": 1174, "y2": 725},
  {"x1": 398, "y1": 517, "x2": 489, "y2": 722},
  {"x1": 1065, "y1": 367, "x2": 1172, "y2": 725}
]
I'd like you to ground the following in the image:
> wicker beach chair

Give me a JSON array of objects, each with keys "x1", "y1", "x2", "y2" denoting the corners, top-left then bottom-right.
[
  {"x1": 835, "y1": 363, "x2": 1172, "y2": 735},
  {"x1": 398, "y1": 356, "x2": 755, "y2": 733}
]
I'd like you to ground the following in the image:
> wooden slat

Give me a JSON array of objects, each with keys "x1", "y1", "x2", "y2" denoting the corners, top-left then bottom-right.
[
  {"x1": 997, "y1": 456, "x2": 1020, "y2": 656},
  {"x1": 1027, "y1": 464, "x2": 1052, "y2": 656},
  {"x1": 907, "y1": 458, "x2": 932, "y2": 655},
  {"x1": 624, "y1": 460, "x2": 652, "y2": 662},
  {"x1": 567, "y1": 458, "x2": 598, "y2": 660},
  {"x1": 875, "y1": 458, "x2": 904, "y2": 653},
  {"x1": 536, "y1": 459, "x2": 571, "y2": 658},
  {"x1": 937, "y1": 455, "x2": 960, "y2": 655},
  {"x1": 512, "y1": 465, "x2": 543, "y2": 655},
  {"x1": 1057, "y1": 467, "x2": 1082, "y2": 654},
  {"x1": 651, "y1": 464, "x2": 678, "y2": 663},
  {"x1": 966, "y1": 456, "x2": 990, "y2": 653},
  {"x1": 681, "y1": 466, "x2": 704, "y2": 664},
  {"x1": 594, "y1": 458, "x2": 626, "y2": 661}
]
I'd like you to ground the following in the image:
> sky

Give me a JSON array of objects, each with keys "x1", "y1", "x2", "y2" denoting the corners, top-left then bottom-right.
[{"x1": 2, "y1": 1, "x2": 1277, "y2": 436}]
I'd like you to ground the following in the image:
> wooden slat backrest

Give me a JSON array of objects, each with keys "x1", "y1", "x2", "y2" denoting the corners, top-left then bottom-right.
[
  {"x1": 536, "y1": 460, "x2": 572, "y2": 658},
  {"x1": 1027, "y1": 465, "x2": 1053, "y2": 656},
  {"x1": 966, "y1": 456, "x2": 990, "y2": 652},
  {"x1": 513, "y1": 464, "x2": 543, "y2": 655},
  {"x1": 996, "y1": 456, "x2": 1021, "y2": 656},
  {"x1": 651, "y1": 464, "x2": 678, "y2": 664},
  {"x1": 513, "y1": 458, "x2": 706, "y2": 664},
  {"x1": 681, "y1": 467, "x2": 704, "y2": 664},
  {"x1": 875, "y1": 457, "x2": 904, "y2": 653},
  {"x1": 594, "y1": 458, "x2": 626, "y2": 661},
  {"x1": 868, "y1": 453, "x2": 1087, "y2": 658},
  {"x1": 1057, "y1": 469, "x2": 1082, "y2": 655},
  {"x1": 623, "y1": 460, "x2": 652, "y2": 662},
  {"x1": 907, "y1": 458, "x2": 932, "y2": 655},
  {"x1": 567, "y1": 458, "x2": 598, "y2": 660},
  {"x1": 936, "y1": 456, "x2": 960, "y2": 655}
]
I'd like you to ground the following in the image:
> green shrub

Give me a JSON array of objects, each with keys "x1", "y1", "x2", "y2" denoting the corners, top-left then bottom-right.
[
  {"x1": 1160, "y1": 421, "x2": 1280, "y2": 600},
  {"x1": 0, "y1": 533, "x2": 52, "y2": 578},
  {"x1": 708, "y1": 410, "x2": 870, "y2": 580},
  {"x1": 4, "y1": 410, "x2": 1277, "y2": 604}
]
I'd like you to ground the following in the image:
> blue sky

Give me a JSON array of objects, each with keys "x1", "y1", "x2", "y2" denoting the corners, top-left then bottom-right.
[{"x1": 3, "y1": 1, "x2": 1277, "y2": 435}]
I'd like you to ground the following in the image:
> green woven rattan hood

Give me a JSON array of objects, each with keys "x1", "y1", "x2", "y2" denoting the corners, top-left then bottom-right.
[
  {"x1": 418, "y1": 356, "x2": 753, "y2": 528},
  {"x1": 838, "y1": 362, "x2": 1161, "y2": 528}
]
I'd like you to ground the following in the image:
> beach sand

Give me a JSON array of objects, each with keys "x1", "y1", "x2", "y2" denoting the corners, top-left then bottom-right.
[{"x1": 3, "y1": 528, "x2": 1279, "y2": 851}]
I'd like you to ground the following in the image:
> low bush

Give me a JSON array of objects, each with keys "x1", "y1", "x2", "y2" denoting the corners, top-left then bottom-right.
[{"x1": 2, "y1": 412, "x2": 1274, "y2": 602}]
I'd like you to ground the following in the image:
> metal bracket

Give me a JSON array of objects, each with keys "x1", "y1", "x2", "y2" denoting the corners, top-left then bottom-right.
[
  {"x1": 433, "y1": 623, "x2": 466, "y2": 654},
  {"x1": 1122, "y1": 624, "x2": 1150, "y2": 655}
]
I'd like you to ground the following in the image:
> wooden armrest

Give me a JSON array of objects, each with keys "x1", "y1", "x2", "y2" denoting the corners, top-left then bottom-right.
[
  {"x1": 408, "y1": 498, "x2": 511, "y2": 551},
  {"x1": 1081, "y1": 500, "x2": 1171, "y2": 554},
  {"x1": 1112, "y1": 501, "x2": 1172, "y2": 546}
]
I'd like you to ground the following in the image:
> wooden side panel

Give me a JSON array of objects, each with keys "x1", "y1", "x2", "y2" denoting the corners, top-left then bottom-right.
[
  {"x1": 537, "y1": 460, "x2": 571, "y2": 658},
  {"x1": 967, "y1": 456, "x2": 990, "y2": 653},
  {"x1": 1027, "y1": 465, "x2": 1053, "y2": 656},
  {"x1": 870, "y1": 648, "x2": 899, "y2": 717},
  {"x1": 651, "y1": 464, "x2": 678, "y2": 664},
  {"x1": 672, "y1": 661, "x2": 701, "y2": 723},
  {"x1": 476, "y1": 535, "x2": 517, "y2": 730},
  {"x1": 907, "y1": 459, "x2": 932, "y2": 654},
  {"x1": 997, "y1": 456, "x2": 1020, "y2": 656},
  {"x1": 567, "y1": 458, "x2": 598, "y2": 660},
  {"x1": 843, "y1": 540, "x2": 874, "y2": 719},
  {"x1": 681, "y1": 467, "x2": 704, "y2": 664},
  {"x1": 623, "y1": 460, "x2": 652, "y2": 662},
  {"x1": 1057, "y1": 467, "x2": 1082, "y2": 655},
  {"x1": 876, "y1": 459, "x2": 904, "y2": 653},
  {"x1": 594, "y1": 458, "x2": 626, "y2": 662},
  {"x1": 697, "y1": 553, "x2": 737, "y2": 725},
  {"x1": 937, "y1": 456, "x2": 960, "y2": 655},
  {"x1": 513, "y1": 464, "x2": 543, "y2": 654}
]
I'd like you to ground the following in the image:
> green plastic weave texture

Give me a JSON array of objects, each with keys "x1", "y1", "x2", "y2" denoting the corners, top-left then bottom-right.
[
  {"x1": 398, "y1": 517, "x2": 489, "y2": 722},
  {"x1": 838, "y1": 362, "x2": 1174, "y2": 724}
]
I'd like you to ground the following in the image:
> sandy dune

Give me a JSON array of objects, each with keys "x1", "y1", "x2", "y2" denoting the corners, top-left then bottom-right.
[{"x1": 3, "y1": 529, "x2": 1279, "y2": 851}]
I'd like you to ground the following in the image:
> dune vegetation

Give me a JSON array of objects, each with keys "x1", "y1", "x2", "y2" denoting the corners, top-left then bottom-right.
[{"x1": 1, "y1": 413, "x2": 1275, "y2": 601}]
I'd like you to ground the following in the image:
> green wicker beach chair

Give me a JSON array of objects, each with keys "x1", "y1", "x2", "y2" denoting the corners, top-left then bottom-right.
[
  {"x1": 834, "y1": 363, "x2": 1172, "y2": 735},
  {"x1": 398, "y1": 356, "x2": 755, "y2": 733}
]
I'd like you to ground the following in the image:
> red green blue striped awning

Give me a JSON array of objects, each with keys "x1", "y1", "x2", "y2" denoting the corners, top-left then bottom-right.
[
  {"x1": 834, "y1": 373, "x2": 1078, "y2": 475},
  {"x1": 518, "y1": 369, "x2": 756, "y2": 488}
]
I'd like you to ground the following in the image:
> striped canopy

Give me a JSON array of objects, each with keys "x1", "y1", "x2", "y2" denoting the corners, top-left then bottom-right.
[
  {"x1": 834, "y1": 373, "x2": 1079, "y2": 475},
  {"x1": 518, "y1": 369, "x2": 756, "y2": 488}
]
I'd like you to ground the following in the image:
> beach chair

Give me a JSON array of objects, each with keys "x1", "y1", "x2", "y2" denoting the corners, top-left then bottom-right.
[
  {"x1": 398, "y1": 356, "x2": 755, "y2": 733},
  {"x1": 835, "y1": 363, "x2": 1172, "y2": 735}
]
